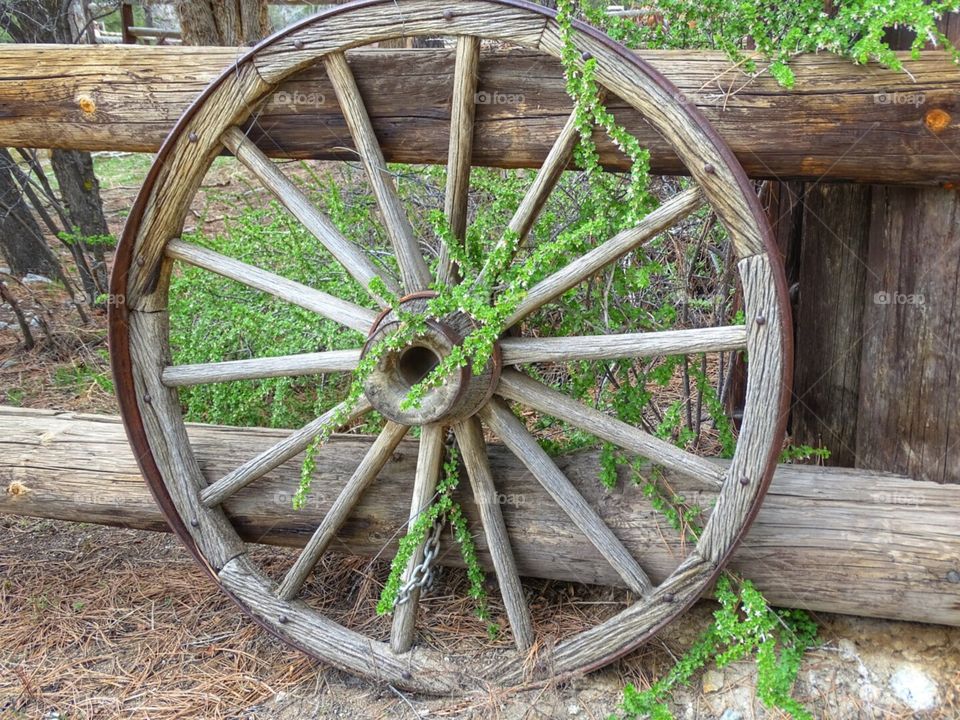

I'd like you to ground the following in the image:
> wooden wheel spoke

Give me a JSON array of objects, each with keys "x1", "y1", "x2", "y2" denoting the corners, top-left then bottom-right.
[
  {"x1": 496, "y1": 369, "x2": 724, "y2": 486},
  {"x1": 437, "y1": 36, "x2": 481, "y2": 286},
  {"x1": 505, "y1": 186, "x2": 704, "y2": 327},
  {"x1": 453, "y1": 417, "x2": 533, "y2": 651},
  {"x1": 199, "y1": 397, "x2": 372, "y2": 507},
  {"x1": 162, "y1": 349, "x2": 361, "y2": 388},
  {"x1": 165, "y1": 240, "x2": 376, "y2": 333},
  {"x1": 500, "y1": 325, "x2": 747, "y2": 365},
  {"x1": 473, "y1": 109, "x2": 581, "y2": 288},
  {"x1": 278, "y1": 421, "x2": 409, "y2": 601},
  {"x1": 325, "y1": 51, "x2": 432, "y2": 293},
  {"x1": 391, "y1": 423, "x2": 446, "y2": 653},
  {"x1": 508, "y1": 108, "x2": 580, "y2": 244},
  {"x1": 221, "y1": 127, "x2": 400, "y2": 305},
  {"x1": 480, "y1": 398, "x2": 653, "y2": 596}
]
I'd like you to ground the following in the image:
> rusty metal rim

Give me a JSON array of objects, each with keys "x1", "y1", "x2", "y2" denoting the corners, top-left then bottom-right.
[{"x1": 109, "y1": 0, "x2": 792, "y2": 691}]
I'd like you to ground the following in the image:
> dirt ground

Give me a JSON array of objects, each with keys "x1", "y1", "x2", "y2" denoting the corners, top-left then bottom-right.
[
  {"x1": 0, "y1": 515, "x2": 958, "y2": 719},
  {"x1": 2, "y1": 152, "x2": 959, "y2": 719}
]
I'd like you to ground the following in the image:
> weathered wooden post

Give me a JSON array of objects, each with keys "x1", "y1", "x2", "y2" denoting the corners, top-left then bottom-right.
[{"x1": 786, "y1": 15, "x2": 960, "y2": 484}]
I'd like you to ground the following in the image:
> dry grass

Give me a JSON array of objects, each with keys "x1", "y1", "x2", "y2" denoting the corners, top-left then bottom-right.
[
  {"x1": 0, "y1": 280, "x2": 115, "y2": 415},
  {"x1": 4, "y1": 514, "x2": 960, "y2": 719},
  {"x1": 0, "y1": 519, "x2": 316, "y2": 719},
  {"x1": 0, "y1": 516, "x2": 658, "y2": 719}
]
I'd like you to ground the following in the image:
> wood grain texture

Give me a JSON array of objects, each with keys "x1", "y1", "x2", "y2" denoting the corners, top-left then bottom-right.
[
  {"x1": 127, "y1": 311, "x2": 245, "y2": 571},
  {"x1": 454, "y1": 416, "x2": 533, "y2": 651},
  {"x1": 221, "y1": 126, "x2": 400, "y2": 304},
  {"x1": 2, "y1": 45, "x2": 957, "y2": 185},
  {"x1": 792, "y1": 184, "x2": 871, "y2": 467},
  {"x1": 125, "y1": 60, "x2": 270, "y2": 308},
  {"x1": 515, "y1": 555, "x2": 715, "y2": 682},
  {"x1": 325, "y1": 50, "x2": 431, "y2": 293},
  {"x1": 505, "y1": 187, "x2": 703, "y2": 326},
  {"x1": 3, "y1": 405, "x2": 959, "y2": 627},
  {"x1": 499, "y1": 325, "x2": 746, "y2": 365},
  {"x1": 161, "y1": 349, "x2": 361, "y2": 387},
  {"x1": 856, "y1": 186, "x2": 960, "y2": 483},
  {"x1": 508, "y1": 108, "x2": 580, "y2": 242},
  {"x1": 252, "y1": 1, "x2": 548, "y2": 83},
  {"x1": 278, "y1": 421, "x2": 409, "y2": 600},
  {"x1": 496, "y1": 370, "x2": 724, "y2": 486},
  {"x1": 480, "y1": 399, "x2": 653, "y2": 597},
  {"x1": 438, "y1": 36, "x2": 481, "y2": 285},
  {"x1": 850, "y1": 10, "x2": 960, "y2": 484},
  {"x1": 391, "y1": 423, "x2": 445, "y2": 653},
  {"x1": 697, "y1": 254, "x2": 786, "y2": 563},
  {"x1": 199, "y1": 397, "x2": 372, "y2": 507},
  {"x1": 165, "y1": 239, "x2": 377, "y2": 334}
]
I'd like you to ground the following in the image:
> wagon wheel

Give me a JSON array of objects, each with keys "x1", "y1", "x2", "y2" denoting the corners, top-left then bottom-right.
[{"x1": 109, "y1": 0, "x2": 791, "y2": 694}]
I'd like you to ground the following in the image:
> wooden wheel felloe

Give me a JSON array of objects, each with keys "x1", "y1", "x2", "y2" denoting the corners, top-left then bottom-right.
[{"x1": 109, "y1": 0, "x2": 792, "y2": 694}]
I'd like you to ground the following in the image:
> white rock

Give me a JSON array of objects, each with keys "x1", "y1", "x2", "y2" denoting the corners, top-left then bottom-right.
[
  {"x1": 889, "y1": 665, "x2": 938, "y2": 711},
  {"x1": 23, "y1": 273, "x2": 52, "y2": 284},
  {"x1": 567, "y1": 704, "x2": 580, "y2": 716},
  {"x1": 719, "y1": 710, "x2": 743, "y2": 720},
  {"x1": 858, "y1": 682, "x2": 880, "y2": 703},
  {"x1": 837, "y1": 638, "x2": 857, "y2": 660},
  {"x1": 702, "y1": 669, "x2": 724, "y2": 694}
]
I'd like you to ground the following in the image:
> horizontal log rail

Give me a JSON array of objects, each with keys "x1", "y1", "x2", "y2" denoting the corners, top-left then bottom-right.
[
  {"x1": 1, "y1": 405, "x2": 958, "y2": 627},
  {"x1": 0, "y1": 45, "x2": 957, "y2": 185}
]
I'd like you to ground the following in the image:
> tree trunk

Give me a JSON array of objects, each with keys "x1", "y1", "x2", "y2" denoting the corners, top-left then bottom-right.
[
  {"x1": 0, "y1": 151, "x2": 61, "y2": 278},
  {"x1": 175, "y1": 0, "x2": 269, "y2": 46},
  {"x1": 3, "y1": 405, "x2": 959, "y2": 628},
  {"x1": 1, "y1": 45, "x2": 956, "y2": 185},
  {"x1": 0, "y1": 0, "x2": 110, "y2": 296},
  {"x1": 0, "y1": 148, "x2": 90, "y2": 319},
  {"x1": 0, "y1": 278, "x2": 35, "y2": 349},
  {"x1": 50, "y1": 149, "x2": 109, "y2": 295}
]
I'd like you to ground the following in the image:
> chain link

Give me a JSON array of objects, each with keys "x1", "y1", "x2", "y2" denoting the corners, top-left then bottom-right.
[{"x1": 394, "y1": 515, "x2": 444, "y2": 608}]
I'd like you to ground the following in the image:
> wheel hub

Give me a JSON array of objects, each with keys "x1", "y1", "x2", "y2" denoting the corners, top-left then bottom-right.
[{"x1": 361, "y1": 293, "x2": 501, "y2": 426}]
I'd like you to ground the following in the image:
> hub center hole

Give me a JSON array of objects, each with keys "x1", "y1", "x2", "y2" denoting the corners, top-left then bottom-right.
[{"x1": 398, "y1": 345, "x2": 441, "y2": 387}]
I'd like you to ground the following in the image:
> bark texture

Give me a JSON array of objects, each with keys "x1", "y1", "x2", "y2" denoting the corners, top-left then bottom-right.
[{"x1": 175, "y1": 0, "x2": 269, "y2": 46}]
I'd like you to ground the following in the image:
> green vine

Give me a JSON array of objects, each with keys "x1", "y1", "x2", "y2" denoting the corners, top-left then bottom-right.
[
  {"x1": 619, "y1": 574, "x2": 818, "y2": 720},
  {"x1": 581, "y1": 0, "x2": 960, "y2": 87},
  {"x1": 375, "y1": 443, "x2": 487, "y2": 616},
  {"x1": 293, "y1": 0, "x2": 666, "y2": 618},
  {"x1": 618, "y1": 472, "x2": 818, "y2": 719}
]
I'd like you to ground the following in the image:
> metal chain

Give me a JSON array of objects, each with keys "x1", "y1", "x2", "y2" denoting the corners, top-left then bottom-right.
[{"x1": 394, "y1": 515, "x2": 444, "y2": 608}]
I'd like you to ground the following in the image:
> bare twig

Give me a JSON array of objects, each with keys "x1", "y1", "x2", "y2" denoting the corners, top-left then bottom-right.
[{"x1": 0, "y1": 277, "x2": 35, "y2": 349}]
